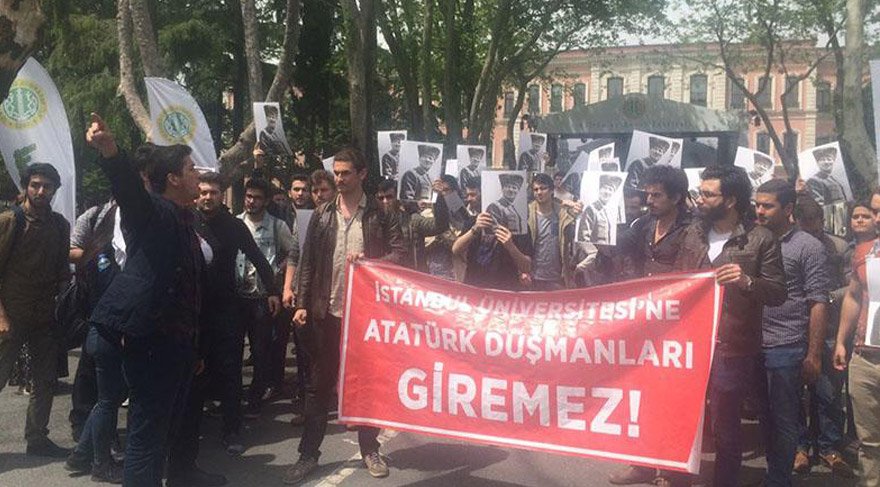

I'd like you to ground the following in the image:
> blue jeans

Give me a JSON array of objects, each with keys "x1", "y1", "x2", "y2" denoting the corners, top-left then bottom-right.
[
  {"x1": 708, "y1": 354, "x2": 760, "y2": 487},
  {"x1": 760, "y1": 344, "x2": 805, "y2": 487},
  {"x1": 73, "y1": 327, "x2": 125, "y2": 467},
  {"x1": 798, "y1": 338, "x2": 845, "y2": 455},
  {"x1": 122, "y1": 334, "x2": 195, "y2": 487}
]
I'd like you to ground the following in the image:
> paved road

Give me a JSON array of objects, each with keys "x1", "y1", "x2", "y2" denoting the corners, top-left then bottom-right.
[{"x1": 0, "y1": 350, "x2": 858, "y2": 486}]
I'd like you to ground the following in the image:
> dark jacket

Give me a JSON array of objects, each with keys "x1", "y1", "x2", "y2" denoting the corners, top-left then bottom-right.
[
  {"x1": 89, "y1": 152, "x2": 205, "y2": 341},
  {"x1": 295, "y1": 195, "x2": 407, "y2": 320},
  {"x1": 195, "y1": 206, "x2": 278, "y2": 303},
  {"x1": 674, "y1": 219, "x2": 786, "y2": 357},
  {"x1": 399, "y1": 197, "x2": 450, "y2": 272},
  {"x1": 619, "y1": 209, "x2": 693, "y2": 279}
]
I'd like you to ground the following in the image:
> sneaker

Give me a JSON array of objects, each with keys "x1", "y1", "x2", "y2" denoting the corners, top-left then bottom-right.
[
  {"x1": 608, "y1": 465, "x2": 656, "y2": 485},
  {"x1": 65, "y1": 451, "x2": 91, "y2": 473},
  {"x1": 282, "y1": 456, "x2": 319, "y2": 485},
  {"x1": 793, "y1": 450, "x2": 811, "y2": 474},
  {"x1": 363, "y1": 451, "x2": 389, "y2": 478},
  {"x1": 26, "y1": 438, "x2": 69, "y2": 458},
  {"x1": 222, "y1": 432, "x2": 245, "y2": 456},
  {"x1": 91, "y1": 461, "x2": 124, "y2": 484},
  {"x1": 820, "y1": 451, "x2": 854, "y2": 478}
]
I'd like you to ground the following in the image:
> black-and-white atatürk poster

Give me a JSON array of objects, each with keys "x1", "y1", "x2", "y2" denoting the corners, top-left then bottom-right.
[
  {"x1": 518, "y1": 132, "x2": 548, "y2": 173},
  {"x1": 456, "y1": 145, "x2": 487, "y2": 189},
  {"x1": 482, "y1": 170, "x2": 528, "y2": 235},
  {"x1": 254, "y1": 102, "x2": 292, "y2": 157},
  {"x1": 399, "y1": 141, "x2": 443, "y2": 201},
  {"x1": 734, "y1": 147, "x2": 774, "y2": 194},
  {"x1": 624, "y1": 130, "x2": 682, "y2": 190},
  {"x1": 378, "y1": 130, "x2": 407, "y2": 179},
  {"x1": 576, "y1": 171, "x2": 626, "y2": 246}
]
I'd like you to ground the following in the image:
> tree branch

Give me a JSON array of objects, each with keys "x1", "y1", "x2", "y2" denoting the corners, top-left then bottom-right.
[{"x1": 116, "y1": 0, "x2": 151, "y2": 134}]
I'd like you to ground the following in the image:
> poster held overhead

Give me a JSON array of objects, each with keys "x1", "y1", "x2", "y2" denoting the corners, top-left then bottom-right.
[
  {"x1": 378, "y1": 130, "x2": 407, "y2": 179},
  {"x1": 399, "y1": 141, "x2": 443, "y2": 201},
  {"x1": 456, "y1": 145, "x2": 487, "y2": 188},
  {"x1": 733, "y1": 147, "x2": 774, "y2": 195},
  {"x1": 253, "y1": 102, "x2": 292, "y2": 157},
  {"x1": 518, "y1": 132, "x2": 548, "y2": 172},
  {"x1": 576, "y1": 171, "x2": 627, "y2": 246},
  {"x1": 624, "y1": 130, "x2": 682, "y2": 190},
  {"x1": 0, "y1": 58, "x2": 76, "y2": 224},
  {"x1": 145, "y1": 77, "x2": 218, "y2": 171}
]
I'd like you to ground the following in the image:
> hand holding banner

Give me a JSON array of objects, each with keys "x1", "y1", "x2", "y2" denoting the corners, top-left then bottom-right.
[{"x1": 339, "y1": 262, "x2": 721, "y2": 473}]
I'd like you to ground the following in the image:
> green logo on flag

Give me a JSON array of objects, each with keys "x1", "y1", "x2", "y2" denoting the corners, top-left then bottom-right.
[
  {"x1": 0, "y1": 80, "x2": 48, "y2": 129},
  {"x1": 157, "y1": 106, "x2": 196, "y2": 144}
]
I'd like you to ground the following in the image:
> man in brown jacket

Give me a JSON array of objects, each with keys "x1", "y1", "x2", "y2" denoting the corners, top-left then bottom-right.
[
  {"x1": 674, "y1": 164, "x2": 786, "y2": 487},
  {"x1": 285, "y1": 148, "x2": 407, "y2": 485}
]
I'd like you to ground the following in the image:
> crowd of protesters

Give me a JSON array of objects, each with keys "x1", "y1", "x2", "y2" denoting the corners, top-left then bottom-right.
[{"x1": 0, "y1": 115, "x2": 876, "y2": 487}]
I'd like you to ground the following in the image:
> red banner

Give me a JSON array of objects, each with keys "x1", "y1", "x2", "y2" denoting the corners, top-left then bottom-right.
[{"x1": 338, "y1": 261, "x2": 721, "y2": 473}]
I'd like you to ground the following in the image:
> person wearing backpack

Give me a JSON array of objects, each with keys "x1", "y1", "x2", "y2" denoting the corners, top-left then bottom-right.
[{"x1": 0, "y1": 163, "x2": 71, "y2": 458}]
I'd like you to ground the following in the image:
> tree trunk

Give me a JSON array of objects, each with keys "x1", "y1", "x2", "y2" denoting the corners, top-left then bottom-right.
[
  {"x1": 128, "y1": 0, "x2": 163, "y2": 77},
  {"x1": 376, "y1": 1, "x2": 423, "y2": 135},
  {"x1": 504, "y1": 85, "x2": 527, "y2": 169},
  {"x1": 218, "y1": 0, "x2": 303, "y2": 176},
  {"x1": 0, "y1": 0, "x2": 45, "y2": 102},
  {"x1": 840, "y1": 0, "x2": 877, "y2": 188},
  {"x1": 240, "y1": 0, "x2": 264, "y2": 103},
  {"x1": 342, "y1": 0, "x2": 376, "y2": 167},
  {"x1": 420, "y1": 0, "x2": 434, "y2": 139},
  {"x1": 441, "y1": 0, "x2": 461, "y2": 152},
  {"x1": 116, "y1": 0, "x2": 152, "y2": 134}
]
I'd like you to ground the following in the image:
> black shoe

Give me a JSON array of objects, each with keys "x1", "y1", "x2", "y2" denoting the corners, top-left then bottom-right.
[
  {"x1": 27, "y1": 438, "x2": 70, "y2": 458},
  {"x1": 222, "y1": 432, "x2": 245, "y2": 456},
  {"x1": 91, "y1": 461, "x2": 123, "y2": 484},
  {"x1": 166, "y1": 465, "x2": 228, "y2": 487},
  {"x1": 71, "y1": 424, "x2": 83, "y2": 443},
  {"x1": 65, "y1": 451, "x2": 91, "y2": 474},
  {"x1": 283, "y1": 456, "x2": 319, "y2": 485}
]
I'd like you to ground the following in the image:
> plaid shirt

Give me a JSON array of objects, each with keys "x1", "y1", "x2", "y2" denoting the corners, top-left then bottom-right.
[{"x1": 762, "y1": 228, "x2": 831, "y2": 348}]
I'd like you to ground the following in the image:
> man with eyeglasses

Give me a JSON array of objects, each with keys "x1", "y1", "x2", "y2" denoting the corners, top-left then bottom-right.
[{"x1": 674, "y1": 164, "x2": 786, "y2": 487}]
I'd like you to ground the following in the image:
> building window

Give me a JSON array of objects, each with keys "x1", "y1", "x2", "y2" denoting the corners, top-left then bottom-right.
[
  {"x1": 573, "y1": 83, "x2": 586, "y2": 108},
  {"x1": 756, "y1": 76, "x2": 772, "y2": 109},
  {"x1": 729, "y1": 77, "x2": 746, "y2": 109},
  {"x1": 528, "y1": 84, "x2": 540, "y2": 114},
  {"x1": 647, "y1": 75, "x2": 665, "y2": 98},
  {"x1": 606, "y1": 77, "x2": 623, "y2": 99},
  {"x1": 756, "y1": 133, "x2": 771, "y2": 154},
  {"x1": 816, "y1": 81, "x2": 832, "y2": 113},
  {"x1": 503, "y1": 92, "x2": 515, "y2": 117},
  {"x1": 783, "y1": 76, "x2": 800, "y2": 109},
  {"x1": 690, "y1": 74, "x2": 708, "y2": 106},
  {"x1": 550, "y1": 84, "x2": 563, "y2": 112}
]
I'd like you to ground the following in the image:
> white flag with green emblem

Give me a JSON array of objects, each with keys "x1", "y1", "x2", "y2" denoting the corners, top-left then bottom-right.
[
  {"x1": 0, "y1": 57, "x2": 76, "y2": 224},
  {"x1": 145, "y1": 77, "x2": 218, "y2": 171}
]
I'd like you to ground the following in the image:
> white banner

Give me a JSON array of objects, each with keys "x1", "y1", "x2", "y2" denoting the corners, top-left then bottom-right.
[
  {"x1": 871, "y1": 60, "x2": 880, "y2": 177},
  {"x1": 0, "y1": 58, "x2": 76, "y2": 224},
  {"x1": 145, "y1": 77, "x2": 218, "y2": 171}
]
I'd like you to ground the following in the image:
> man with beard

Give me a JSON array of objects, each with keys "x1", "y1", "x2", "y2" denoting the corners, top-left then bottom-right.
[
  {"x1": 608, "y1": 165, "x2": 692, "y2": 486},
  {"x1": 381, "y1": 133, "x2": 405, "y2": 179},
  {"x1": 806, "y1": 147, "x2": 846, "y2": 206},
  {"x1": 401, "y1": 144, "x2": 439, "y2": 201},
  {"x1": 486, "y1": 173, "x2": 526, "y2": 235},
  {"x1": 0, "y1": 163, "x2": 70, "y2": 458},
  {"x1": 578, "y1": 174, "x2": 623, "y2": 245},
  {"x1": 518, "y1": 134, "x2": 546, "y2": 172},
  {"x1": 626, "y1": 136, "x2": 670, "y2": 190},
  {"x1": 674, "y1": 164, "x2": 786, "y2": 487},
  {"x1": 527, "y1": 173, "x2": 577, "y2": 290},
  {"x1": 258, "y1": 105, "x2": 292, "y2": 157},
  {"x1": 459, "y1": 147, "x2": 484, "y2": 190},
  {"x1": 753, "y1": 179, "x2": 830, "y2": 487}
]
